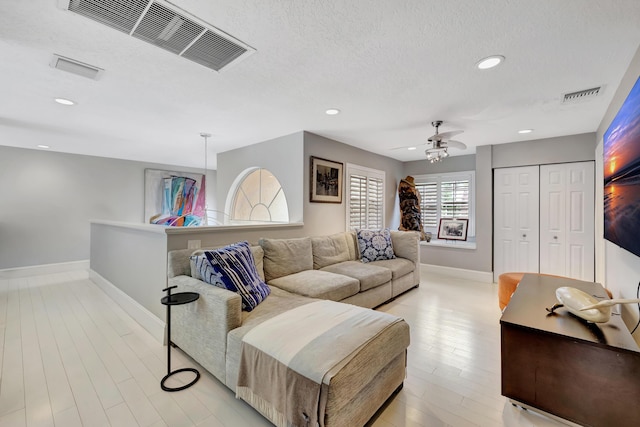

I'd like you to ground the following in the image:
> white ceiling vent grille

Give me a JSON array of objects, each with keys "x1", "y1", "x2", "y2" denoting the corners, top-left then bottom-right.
[
  {"x1": 65, "y1": 0, "x2": 254, "y2": 72},
  {"x1": 68, "y1": 0, "x2": 150, "y2": 34},
  {"x1": 50, "y1": 54, "x2": 104, "y2": 80},
  {"x1": 562, "y1": 87, "x2": 601, "y2": 103}
]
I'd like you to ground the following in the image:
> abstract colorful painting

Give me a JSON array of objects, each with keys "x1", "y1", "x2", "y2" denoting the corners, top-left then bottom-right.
[
  {"x1": 603, "y1": 76, "x2": 640, "y2": 257},
  {"x1": 144, "y1": 169, "x2": 206, "y2": 227}
]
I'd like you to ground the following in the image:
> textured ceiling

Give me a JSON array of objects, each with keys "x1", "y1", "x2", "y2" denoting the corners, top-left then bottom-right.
[{"x1": 1, "y1": 0, "x2": 640, "y2": 169}]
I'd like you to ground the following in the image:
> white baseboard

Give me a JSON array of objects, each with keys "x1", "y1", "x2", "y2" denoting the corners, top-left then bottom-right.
[
  {"x1": 89, "y1": 270, "x2": 165, "y2": 343},
  {"x1": 0, "y1": 260, "x2": 90, "y2": 278},
  {"x1": 420, "y1": 263, "x2": 494, "y2": 283}
]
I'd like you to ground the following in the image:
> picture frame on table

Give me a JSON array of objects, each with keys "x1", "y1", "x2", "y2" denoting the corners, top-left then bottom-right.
[
  {"x1": 437, "y1": 218, "x2": 469, "y2": 241},
  {"x1": 310, "y1": 156, "x2": 343, "y2": 203}
]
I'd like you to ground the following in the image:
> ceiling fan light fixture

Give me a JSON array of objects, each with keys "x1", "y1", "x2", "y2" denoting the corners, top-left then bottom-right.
[
  {"x1": 425, "y1": 147, "x2": 448, "y2": 163},
  {"x1": 476, "y1": 55, "x2": 505, "y2": 70},
  {"x1": 424, "y1": 120, "x2": 465, "y2": 163}
]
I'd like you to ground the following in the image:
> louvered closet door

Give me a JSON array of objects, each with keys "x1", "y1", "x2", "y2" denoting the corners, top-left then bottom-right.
[
  {"x1": 493, "y1": 166, "x2": 540, "y2": 283},
  {"x1": 540, "y1": 162, "x2": 595, "y2": 281}
]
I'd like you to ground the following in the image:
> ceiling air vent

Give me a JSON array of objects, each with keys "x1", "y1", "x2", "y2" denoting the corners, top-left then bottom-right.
[
  {"x1": 562, "y1": 87, "x2": 601, "y2": 103},
  {"x1": 50, "y1": 54, "x2": 104, "y2": 80},
  {"x1": 63, "y1": 0, "x2": 254, "y2": 72}
]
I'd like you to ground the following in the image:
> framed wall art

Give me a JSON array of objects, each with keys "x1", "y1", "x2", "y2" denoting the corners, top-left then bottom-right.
[
  {"x1": 437, "y1": 218, "x2": 469, "y2": 241},
  {"x1": 144, "y1": 169, "x2": 206, "y2": 226},
  {"x1": 310, "y1": 156, "x2": 343, "y2": 203}
]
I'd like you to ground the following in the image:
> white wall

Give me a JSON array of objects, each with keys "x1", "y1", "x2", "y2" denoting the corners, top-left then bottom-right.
[
  {"x1": 595, "y1": 44, "x2": 640, "y2": 341},
  {"x1": 401, "y1": 134, "x2": 596, "y2": 276},
  {"x1": 303, "y1": 132, "x2": 404, "y2": 235},
  {"x1": 0, "y1": 146, "x2": 215, "y2": 269},
  {"x1": 403, "y1": 154, "x2": 476, "y2": 176},
  {"x1": 492, "y1": 133, "x2": 596, "y2": 167},
  {"x1": 403, "y1": 154, "x2": 494, "y2": 273},
  {"x1": 216, "y1": 132, "x2": 304, "y2": 223},
  {"x1": 216, "y1": 131, "x2": 404, "y2": 236}
]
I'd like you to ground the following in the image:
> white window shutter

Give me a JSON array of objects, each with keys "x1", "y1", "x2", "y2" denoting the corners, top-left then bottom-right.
[
  {"x1": 441, "y1": 179, "x2": 470, "y2": 219},
  {"x1": 349, "y1": 174, "x2": 367, "y2": 229},
  {"x1": 346, "y1": 165, "x2": 385, "y2": 230},
  {"x1": 416, "y1": 182, "x2": 438, "y2": 228}
]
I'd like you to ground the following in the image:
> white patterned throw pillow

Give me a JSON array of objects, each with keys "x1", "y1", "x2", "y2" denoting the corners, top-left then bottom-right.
[{"x1": 356, "y1": 228, "x2": 396, "y2": 263}]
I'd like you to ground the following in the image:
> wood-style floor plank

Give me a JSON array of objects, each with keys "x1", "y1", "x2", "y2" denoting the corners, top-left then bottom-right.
[{"x1": 0, "y1": 269, "x2": 569, "y2": 426}]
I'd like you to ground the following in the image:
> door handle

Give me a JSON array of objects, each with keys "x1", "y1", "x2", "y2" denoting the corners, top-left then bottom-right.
[
  {"x1": 553, "y1": 236, "x2": 558, "y2": 240},
  {"x1": 522, "y1": 234, "x2": 527, "y2": 238}
]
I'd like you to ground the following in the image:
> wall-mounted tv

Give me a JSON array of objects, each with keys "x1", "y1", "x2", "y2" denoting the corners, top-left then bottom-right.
[{"x1": 603, "y1": 75, "x2": 640, "y2": 258}]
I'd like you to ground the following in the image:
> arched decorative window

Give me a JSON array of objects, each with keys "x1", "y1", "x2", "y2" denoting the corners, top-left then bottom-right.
[{"x1": 229, "y1": 168, "x2": 289, "y2": 223}]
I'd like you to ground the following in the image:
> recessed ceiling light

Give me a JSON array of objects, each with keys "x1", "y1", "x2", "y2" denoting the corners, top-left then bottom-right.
[
  {"x1": 407, "y1": 147, "x2": 417, "y2": 151},
  {"x1": 518, "y1": 129, "x2": 533, "y2": 134},
  {"x1": 325, "y1": 108, "x2": 340, "y2": 115},
  {"x1": 37, "y1": 145, "x2": 50, "y2": 149},
  {"x1": 476, "y1": 55, "x2": 505, "y2": 70},
  {"x1": 54, "y1": 98, "x2": 76, "y2": 106}
]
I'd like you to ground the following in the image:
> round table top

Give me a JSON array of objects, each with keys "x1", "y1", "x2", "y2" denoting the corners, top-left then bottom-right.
[{"x1": 161, "y1": 292, "x2": 200, "y2": 306}]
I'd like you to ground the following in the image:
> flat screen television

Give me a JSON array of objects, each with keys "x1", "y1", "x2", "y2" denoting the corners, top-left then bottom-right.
[{"x1": 603, "y1": 75, "x2": 640, "y2": 258}]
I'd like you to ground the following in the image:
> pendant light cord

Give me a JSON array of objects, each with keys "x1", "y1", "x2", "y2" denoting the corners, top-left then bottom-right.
[{"x1": 200, "y1": 133, "x2": 212, "y2": 224}]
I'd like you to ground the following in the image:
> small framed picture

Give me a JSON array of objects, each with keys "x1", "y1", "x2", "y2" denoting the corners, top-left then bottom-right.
[
  {"x1": 310, "y1": 156, "x2": 343, "y2": 203},
  {"x1": 437, "y1": 218, "x2": 469, "y2": 241}
]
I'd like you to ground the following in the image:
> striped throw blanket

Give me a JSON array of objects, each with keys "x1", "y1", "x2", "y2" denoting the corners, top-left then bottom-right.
[{"x1": 236, "y1": 300, "x2": 402, "y2": 427}]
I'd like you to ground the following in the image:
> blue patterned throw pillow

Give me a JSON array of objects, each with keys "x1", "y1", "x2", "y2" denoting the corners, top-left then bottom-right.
[
  {"x1": 195, "y1": 241, "x2": 270, "y2": 311},
  {"x1": 356, "y1": 228, "x2": 396, "y2": 263}
]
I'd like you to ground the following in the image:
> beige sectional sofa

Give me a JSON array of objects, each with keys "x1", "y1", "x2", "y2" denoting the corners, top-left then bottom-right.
[
  {"x1": 166, "y1": 230, "x2": 418, "y2": 426},
  {"x1": 260, "y1": 230, "x2": 420, "y2": 308}
]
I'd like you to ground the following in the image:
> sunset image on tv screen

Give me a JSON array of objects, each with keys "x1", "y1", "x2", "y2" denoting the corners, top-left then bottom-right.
[{"x1": 603, "y1": 76, "x2": 640, "y2": 257}]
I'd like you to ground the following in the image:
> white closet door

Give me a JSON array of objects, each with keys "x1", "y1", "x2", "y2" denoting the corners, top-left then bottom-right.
[
  {"x1": 540, "y1": 162, "x2": 595, "y2": 281},
  {"x1": 493, "y1": 166, "x2": 540, "y2": 282}
]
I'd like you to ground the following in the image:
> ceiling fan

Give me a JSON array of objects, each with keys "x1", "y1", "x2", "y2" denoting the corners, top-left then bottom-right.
[{"x1": 425, "y1": 120, "x2": 466, "y2": 163}]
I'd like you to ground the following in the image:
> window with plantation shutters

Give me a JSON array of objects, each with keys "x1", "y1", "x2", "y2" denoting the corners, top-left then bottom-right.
[
  {"x1": 441, "y1": 179, "x2": 470, "y2": 219},
  {"x1": 346, "y1": 165, "x2": 385, "y2": 230},
  {"x1": 415, "y1": 172, "x2": 475, "y2": 237},
  {"x1": 416, "y1": 181, "x2": 437, "y2": 228}
]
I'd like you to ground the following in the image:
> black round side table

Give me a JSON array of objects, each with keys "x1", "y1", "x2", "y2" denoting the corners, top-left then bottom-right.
[{"x1": 160, "y1": 285, "x2": 200, "y2": 392}]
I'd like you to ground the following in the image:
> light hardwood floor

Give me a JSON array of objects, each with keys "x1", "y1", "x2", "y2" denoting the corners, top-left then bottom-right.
[{"x1": 0, "y1": 270, "x2": 566, "y2": 427}]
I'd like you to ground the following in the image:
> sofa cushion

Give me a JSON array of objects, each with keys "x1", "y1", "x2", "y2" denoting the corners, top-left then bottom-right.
[
  {"x1": 311, "y1": 233, "x2": 351, "y2": 269},
  {"x1": 196, "y1": 241, "x2": 271, "y2": 312},
  {"x1": 260, "y1": 237, "x2": 313, "y2": 282},
  {"x1": 368, "y1": 258, "x2": 414, "y2": 279},
  {"x1": 268, "y1": 270, "x2": 359, "y2": 301},
  {"x1": 320, "y1": 261, "x2": 392, "y2": 292},
  {"x1": 346, "y1": 231, "x2": 359, "y2": 260},
  {"x1": 356, "y1": 228, "x2": 396, "y2": 263}
]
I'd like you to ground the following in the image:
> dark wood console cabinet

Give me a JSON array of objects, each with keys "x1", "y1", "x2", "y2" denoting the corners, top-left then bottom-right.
[{"x1": 500, "y1": 274, "x2": 640, "y2": 427}]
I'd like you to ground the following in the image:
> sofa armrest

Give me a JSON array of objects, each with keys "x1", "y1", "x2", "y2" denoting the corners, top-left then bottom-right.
[
  {"x1": 390, "y1": 230, "x2": 420, "y2": 284},
  {"x1": 170, "y1": 275, "x2": 242, "y2": 384},
  {"x1": 390, "y1": 230, "x2": 419, "y2": 262}
]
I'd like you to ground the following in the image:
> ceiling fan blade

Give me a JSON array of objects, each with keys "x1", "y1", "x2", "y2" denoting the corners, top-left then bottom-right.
[
  {"x1": 390, "y1": 143, "x2": 427, "y2": 151},
  {"x1": 436, "y1": 130, "x2": 464, "y2": 139},
  {"x1": 444, "y1": 140, "x2": 467, "y2": 150}
]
